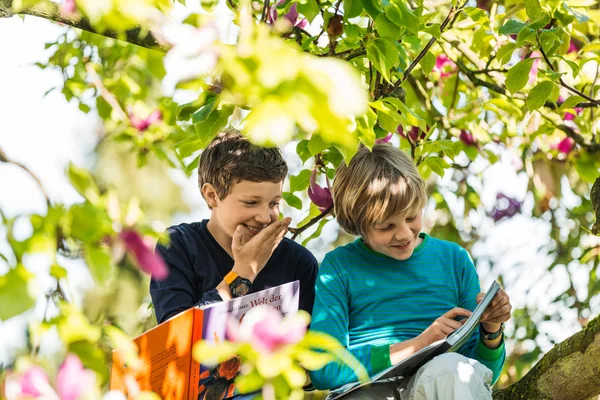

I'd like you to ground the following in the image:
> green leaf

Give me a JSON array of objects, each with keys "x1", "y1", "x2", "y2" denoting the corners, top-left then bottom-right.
[
  {"x1": 296, "y1": 140, "x2": 312, "y2": 163},
  {"x1": 387, "y1": 2, "x2": 420, "y2": 35},
  {"x1": 302, "y1": 218, "x2": 329, "y2": 246},
  {"x1": 191, "y1": 96, "x2": 217, "y2": 124},
  {"x1": 463, "y1": 7, "x2": 488, "y2": 25},
  {"x1": 184, "y1": 154, "x2": 201, "y2": 176},
  {"x1": 193, "y1": 105, "x2": 235, "y2": 149},
  {"x1": 343, "y1": 0, "x2": 363, "y2": 19},
  {"x1": 516, "y1": 28, "x2": 536, "y2": 46},
  {"x1": 555, "y1": 56, "x2": 580, "y2": 78},
  {"x1": 496, "y1": 43, "x2": 516, "y2": 65},
  {"x1": 525, "y1": 0, "x2": 542, "y2": 20},
  {"x1": 499, "y1": 20, "x2": 526, "y2": 35},
  {"x1": 558, "y1": 95, "x2": 585, "y2": 111},
  {"x1": 366, "y1": 38, "x2": 399, "y2": 83},
  {"x1": 362, "y1": 0, "x2": 383, "y2": 19},
  {"x1": 307, "y1": 135, "x2": 330, "y2": 156},
  {"x1": 420, "y1": 51, "x2": 435, "y2": 75},
  {"x1": 290, "y1": 169, "x2": 312, "y2": 193},
  {"x1": 298, "y1": 0, "x2": 320, "y2": 22},
  {"x1": 282, "y1": 192, "x2": 303, "y2": 210},
  {"x1": 425, "y1": 156, "x2": 449, "y2": 177},
  {"x1": 422, "y1": 23, "x2": 441, "y2": 39},
  {"x1": 375, "y1": 13, "x2": 401, "y2": 40},
  {"x1": 0, "y1": 265, "x2": 35, "y2": 321},
  {"x1": 176, "y1": 92, "x2": 214, "y2": 121},
  {"x1": 527, "y1": 13, "x2": 550, "y2": 30},
  {"x1": 68, "y1": 163, "x2": 101, "y2": 205},
  {"x1": 527, "y1": 81, "x2": 555, "y2": 110},
  {"x1": 506, "y1": 58, "x2": 536, "y2": 93},
  {"x1": 84, "y1": 245, "x2": 114, "y2": 283}
]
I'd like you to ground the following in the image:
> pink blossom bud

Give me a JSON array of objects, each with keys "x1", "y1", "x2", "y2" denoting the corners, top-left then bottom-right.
[
  {"x1": 308, "y1": 169, "x2": 333, "y2": 212},
  {"x1": 120, "y1": 229, "x2": 168, "y2": 280},
  {"x1": 57, "y1": 354, "x2": 96, "y2": 400},
  {"x1": 434, "y1": 54, "x2": 456, "y2": 78},
  {"x1": 375, "y1": 132, "x2": 393, "y2": 144},
  {"x1": 556, "y1": 137, "x2": 575, "y2": 154},
  {"x1": 459, "y1": 130, "x2": 477, "y2": 146},
  {"x1": 129, "y1": 110, "x2": 162, "y2": 132}
]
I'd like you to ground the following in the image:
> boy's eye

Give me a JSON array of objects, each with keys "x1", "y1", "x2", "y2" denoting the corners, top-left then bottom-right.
[
  {"x1": 270, "y1": 202, "x2": 280, "y2": 208},
  {"x1": 406, "y1": 215, "x2": 417, "y2": 222},
  {"x1": 378, "y1": 224, "x2": 393, "y2": 231},
  {"x1": 242, "y1": 201, "x2": 257, "y2": 205}
]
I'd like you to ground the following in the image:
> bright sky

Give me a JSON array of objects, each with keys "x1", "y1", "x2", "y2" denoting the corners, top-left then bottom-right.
[{"x1": 0, "y1": 13, "x2": 597, "y2": 369}]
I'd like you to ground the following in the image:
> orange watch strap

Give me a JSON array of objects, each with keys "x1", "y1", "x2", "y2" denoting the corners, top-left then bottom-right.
[{"x1": 224, "y1": 271, "x2": 238, "y2": 285}]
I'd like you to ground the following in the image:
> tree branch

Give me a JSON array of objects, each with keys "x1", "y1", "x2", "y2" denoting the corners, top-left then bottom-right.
[
  {"x1": 537, "y1": 38, "x2": 600, "y2": 106},
  {"x1": 493, "y1": 315, "x2": 600, "y2": 400},
  {"x1": 0, "y1": 0, "x2": 169, "y2": 52},
  {"x1": 0, "y1": 146, "x2": 52, "y2": 208},
  {"x1": 386, "y1": 1, "x2": 467, "y2": 96},
  {"x1": 288, "y1": 205, "x2": 333, "y2": 241}
]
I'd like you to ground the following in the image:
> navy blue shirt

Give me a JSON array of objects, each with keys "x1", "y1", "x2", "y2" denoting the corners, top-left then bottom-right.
[{"x1": 150, "y1": 220, "x2": 318, "y2": 324}]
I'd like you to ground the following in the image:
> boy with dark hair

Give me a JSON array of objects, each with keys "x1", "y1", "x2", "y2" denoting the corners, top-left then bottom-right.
[{"x1": 150, "y1": 130, "x2": 318, "y2": 325}]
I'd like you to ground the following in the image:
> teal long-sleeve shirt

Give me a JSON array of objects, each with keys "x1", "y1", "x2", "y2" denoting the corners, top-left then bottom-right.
[{"x1": 309, "y1": 233, "x2": 505, "y2": 390}]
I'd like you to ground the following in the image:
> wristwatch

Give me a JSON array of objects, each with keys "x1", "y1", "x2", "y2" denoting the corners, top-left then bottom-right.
[
  {"x1": 224, "y1": 271, "x2": 253, "y2": 298},
  {"x1": 479, "y1": 322, "x2": 505, "y2": 341}
]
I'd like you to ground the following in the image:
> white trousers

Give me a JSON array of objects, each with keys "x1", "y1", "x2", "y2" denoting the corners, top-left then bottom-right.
[{"x1": 343, "y1": 353, "x2": 493, "y2": 400}]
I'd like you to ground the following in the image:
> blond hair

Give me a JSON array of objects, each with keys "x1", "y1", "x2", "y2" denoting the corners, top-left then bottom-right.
[{"x1": 332, "y1": 144, "x2": 427, "y2": 237}]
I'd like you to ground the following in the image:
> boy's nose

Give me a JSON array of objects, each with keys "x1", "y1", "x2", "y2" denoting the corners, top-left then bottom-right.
[{"x1": 255, "y1": 208, "x2": 273, "y2": 225}]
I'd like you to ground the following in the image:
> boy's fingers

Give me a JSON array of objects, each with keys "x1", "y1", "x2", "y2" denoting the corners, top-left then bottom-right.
[
  {"x1": 259, "y1": 218, "x2": 291, "y2": 240},
  {"x1": 232, "y1": 225, "x2": 245, "y2": 249},
  {"x1": 445, "y1": 308, "x2": 472, "y2": 319}
]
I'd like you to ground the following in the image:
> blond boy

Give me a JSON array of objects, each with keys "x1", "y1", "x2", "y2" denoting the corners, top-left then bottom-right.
[{"x1": 309, "y1": 144, "x2": 511, "y2": 400}]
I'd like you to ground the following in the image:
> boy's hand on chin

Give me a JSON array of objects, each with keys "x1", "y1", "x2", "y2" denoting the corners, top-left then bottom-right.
[
  {"x1": 231, "y1": 217, "x2": 291, "y2": 281},
  {"x1": 477, "y1": 288, "x2": 512, "y2": 332}
]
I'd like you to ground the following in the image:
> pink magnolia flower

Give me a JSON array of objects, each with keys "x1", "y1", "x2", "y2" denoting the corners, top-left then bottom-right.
[
  {"x1": 268, "y1": 2, "x2": 308, "y2": 29},
  {"x1": 568, "y1": 40, "x2": 579, "y2": 54},
  {"x1": 19, "y1": 366, "x2": 51, "y2": 397},
  {"x1": 490, "y1": 193, "x2": 522, "y2": 222},
  {"x1": 227, "y1": 306, "x2": 308, "y2": 353},
  {"x1": 61, "y1": 0, "x2": 76, "y2": 15},
  {"x1": 375, "y1": 132, "x2": 393, "y2": 144},
  {"x1": 56, "y1": 354, "x2": 96, "y2": 400},
  {"x1": 397, "y1": 125, "x2": 425, "y2": 143},
  {"x1": 564, "y1": 108, "x2": 583, "y2": 121},
  {"x1": 459, "y1": 130, "x2": 477, "y2": 146},
  {"x1": 434, "y1": 54, "x2": 456, "y2": 78},
  {"x1": 129, "y1": 110, "x2": 162, "y2": 132},
  {"x1": 308, "y1": 168, "x2": 333, "y2": 212},
  {"x1": 119, "y1": 229, "x2": 169, "y2": 279},
  {"x1": 552, "y1": 137, "x2": 575, "y2": 154}
]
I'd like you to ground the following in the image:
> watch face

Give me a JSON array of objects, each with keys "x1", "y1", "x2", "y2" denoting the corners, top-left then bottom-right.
[
  {"x1": 233, "y1": 283, "x2": 250, "y2": 297},
  {"x1": 230, "y1": 277, "x2": 252, "y2": 298}
]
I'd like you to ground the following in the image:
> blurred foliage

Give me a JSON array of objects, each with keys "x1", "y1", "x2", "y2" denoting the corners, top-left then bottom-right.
[{"x1": 1, "y1": 0, "x2": 600, "y2": 397}]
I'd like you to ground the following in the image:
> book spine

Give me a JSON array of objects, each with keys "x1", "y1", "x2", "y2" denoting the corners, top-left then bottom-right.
[{"x1": 188, "y1": 308, "x2": 204, "y2": 400}]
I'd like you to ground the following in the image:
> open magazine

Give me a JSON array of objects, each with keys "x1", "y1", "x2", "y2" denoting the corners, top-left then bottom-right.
[{"x1": 328, "y1": 281, "x2": 501, "y2": 400}]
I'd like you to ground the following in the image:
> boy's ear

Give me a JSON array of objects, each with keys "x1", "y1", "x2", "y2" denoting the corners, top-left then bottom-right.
[{"x1": 201, "y1": 183, "x2": 220, "y2": 208}]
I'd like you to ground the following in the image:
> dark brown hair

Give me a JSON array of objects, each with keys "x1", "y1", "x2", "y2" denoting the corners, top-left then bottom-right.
[{"x1": 198, "y1": 129, "x2": 288, "y2": 204}]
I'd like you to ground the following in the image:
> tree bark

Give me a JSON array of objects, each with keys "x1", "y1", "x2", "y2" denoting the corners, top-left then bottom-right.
[
  {"x1": 0, "y1": 0, "x2": 169, "y2": 52},
  {"x1": 493, "y1": 315, "x2": 600, "y2": 400}
]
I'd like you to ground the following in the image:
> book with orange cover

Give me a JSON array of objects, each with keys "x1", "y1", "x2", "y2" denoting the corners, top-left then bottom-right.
[{"x1": 110, "y1": 281, "x2": 300, "y2": 400}]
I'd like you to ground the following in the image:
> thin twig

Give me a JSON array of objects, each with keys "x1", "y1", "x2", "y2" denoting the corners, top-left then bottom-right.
[
  {"x1": 261, "y1": 0, "x2": 271, "y2": 23},
  {"x1": 0, "y1": 147, "x2": 51, "y2": 208},
  {"x1": 288, "y1": 205, "x2": 333, "y2": 240},
  {"x1": 385, "y1": 0, "x2": 469, "y2": 97},
  {"x1": 537, "y1": 36, "x2": 600, "y2": 106}
]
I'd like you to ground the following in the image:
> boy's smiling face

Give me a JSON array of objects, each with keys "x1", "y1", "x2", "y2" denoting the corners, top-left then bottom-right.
[
  {"x1": 205, "y1": 179, "x2": 284, "y2": 251},
  {"x1": 364, "y1": 208, "x2": 423, "y2": 261}
]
